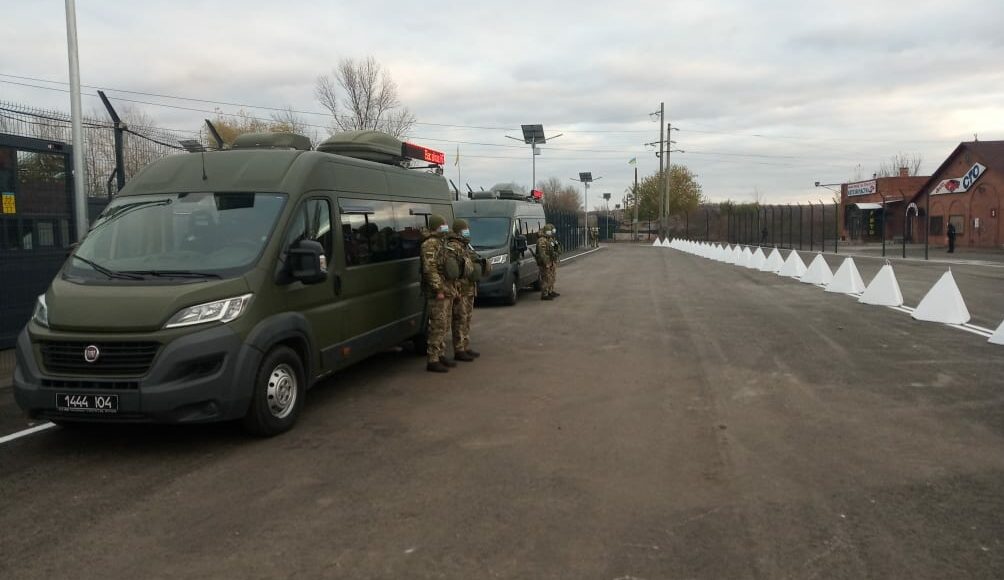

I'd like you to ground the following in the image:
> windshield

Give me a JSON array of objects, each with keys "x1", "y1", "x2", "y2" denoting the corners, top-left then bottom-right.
[
  {"x1": 465, "y1": 217, "x2": 511, "y2": 250},
  {"x1": 69, "y1": 192, "x2": 286, "y2": 280}
]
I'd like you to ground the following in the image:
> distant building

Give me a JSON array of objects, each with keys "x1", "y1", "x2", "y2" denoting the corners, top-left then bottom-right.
[
  {"x1": 909, "y1": 140, "x2": 1004, "y2": 250},
  {"x1": 840, "y1": 169, "x2": 929, "y2": 243}
]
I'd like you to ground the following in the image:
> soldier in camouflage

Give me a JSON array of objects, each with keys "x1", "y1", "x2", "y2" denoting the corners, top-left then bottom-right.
[
  {"x1": 421, "y1": 215, "x2": 457, "y2": 373},
  {"x1": 536, "y1": 223, "x2": 562, "y2": 300},
  {"x1": 448, "y1": 218, "x2": 485, "y2": 362}
]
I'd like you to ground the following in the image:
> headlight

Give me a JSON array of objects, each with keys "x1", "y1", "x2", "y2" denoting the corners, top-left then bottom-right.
[
  {"x1": 488, "y1": 254, "x2": 508, "y2": 265},
  {"x1": 33, "y1": 294, "x2": 49, "y2": 328},
  {"x1": 164, "y1": 294, "x2": 253, "y2": 329}
]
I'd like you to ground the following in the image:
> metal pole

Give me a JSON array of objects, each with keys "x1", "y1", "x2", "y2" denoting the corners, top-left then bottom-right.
[
  {"x1": 65, "y1": 0, "x2": 88, "y2": 240},
  {"x1": 531, "y1": 136, "x2": 536, "y2": 191},
  {"x1": 903, "y1": 207, "x2": 908, "y2": 259},
  {"x1": 97, "y1": 90, "x2": 124, "y2": 193},
  {"x1": 788, "y1": 205, "x2": 793, "y2": 249},
  {"x1": 799, "y1": 204, "x2": 803, "y2": 250},
  {"x1": 834, "y1": 201, "x2": 839, "y2": 253},
  {"x1": 879, "y1": 193, "x2": 887, "y2": 257},
  {"x1": 925, "y1": 191, "x2": 930, "y2": 260},
  {"x1": 665, "y1": 121, "x2": 672, "y2": 236},
  {"x1": 657, "y1": 103, "x2": 665, "y2": 235},
  {"x1": 632, "y1": 166, "x2": 639, "y2": 242},
  {"x1": 810, "y1": 202, "x2": 814, "y2": 252},
  {"x1": 706, "y1": 207, "x2": 709, "y2": 241}
]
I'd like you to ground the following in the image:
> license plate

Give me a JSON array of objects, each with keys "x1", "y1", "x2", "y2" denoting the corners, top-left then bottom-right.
[{"x1": 56, "y1": 393, "x2": 119, "y2": 413}]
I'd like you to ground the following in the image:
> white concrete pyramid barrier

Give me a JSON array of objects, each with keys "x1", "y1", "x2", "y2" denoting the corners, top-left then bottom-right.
[
  {"x1": 652, "y1": 237, "x2": 662, "y2": 247},
  {"x1": 731, "y1": 246, "x2": 743, "y2": 265},
  {"x1": 749, "y1": 247, "x2": 767, "y2": 270},
  {"x1": 760, "y1": 248, "x2": 784, "y2": 273},
  {"x1": 911, "y1": 270, "x2": 971, "y2": 324},
  {"x1": 777, "y1": 250, "x2": 807, "y2": 278},
  {"x1": 661, "y1": 238, "x2": 671, "y2": 248},
  {"x1": 800, "y1": 254, "x2": 833, "y2": 285},
  {"x1": 858, "y1": 264, "x2": 904, "y2": 307},
  {"x1": 742, "y1": 247, "x2": 754, "y2": 268},
  {"x1": 825, "y1": 257, "x2": 866, "y2": 295},
  {"x1": 989, "y1": 320, "x2": 1004, "y2": 345}
]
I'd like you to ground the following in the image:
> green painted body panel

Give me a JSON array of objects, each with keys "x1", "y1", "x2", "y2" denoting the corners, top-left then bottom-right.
[{"x1": 39, "y1": 145, "x2": 454, "y2": 378}]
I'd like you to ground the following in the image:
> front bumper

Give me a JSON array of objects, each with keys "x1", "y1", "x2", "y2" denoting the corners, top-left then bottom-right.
[
  {"x1": 13, "y1": 324, "x2": 262, "y2": 424},
  {"x1": 477, "y1": 268, "x2": 513, "y2": 298}
]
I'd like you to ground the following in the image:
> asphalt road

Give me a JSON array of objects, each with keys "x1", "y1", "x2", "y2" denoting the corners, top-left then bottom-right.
[{"x1": 1, "y1": 244, "x2": 1002, "y2": 579}]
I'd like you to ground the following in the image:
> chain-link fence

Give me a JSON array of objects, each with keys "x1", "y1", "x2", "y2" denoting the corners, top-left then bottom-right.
[
  {"x1": 668, "y1": 203, "x2": 843, "y2": 252},
  {"x1": 0, "y1": 101, "x2": 208, "y2": 198}
]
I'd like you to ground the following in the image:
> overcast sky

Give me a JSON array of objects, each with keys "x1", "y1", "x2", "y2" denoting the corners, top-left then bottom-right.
[{"x1": 4, "y1": 0, "x2": 1004, "y2": 207}]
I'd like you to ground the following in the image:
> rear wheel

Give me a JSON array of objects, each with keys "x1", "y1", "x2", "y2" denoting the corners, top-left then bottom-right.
[{"x1": 242, "y1": 346, "x2": 304, "y2": 437}]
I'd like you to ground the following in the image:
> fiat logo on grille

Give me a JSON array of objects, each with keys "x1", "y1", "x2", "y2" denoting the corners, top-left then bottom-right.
[{"x1": 83, "y1": 345, "x2": 100, "y2": 363}]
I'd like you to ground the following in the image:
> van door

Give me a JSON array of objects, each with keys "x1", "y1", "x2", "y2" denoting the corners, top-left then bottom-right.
[
  {"x1": 277, "y1": 197, "x2": 343, "y2": 373},
  {"x1": 334, "y1": 197, "x2": 426, "y2": 364},
  {"x1": 517, "y1": 217, "x2": 541, "y2": 287}
]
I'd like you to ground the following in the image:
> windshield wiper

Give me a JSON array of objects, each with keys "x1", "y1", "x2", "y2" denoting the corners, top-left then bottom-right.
[
  {"x1": 90, "y1": 199, "x2": 173, "y2": 232},
  {"x1": 122, "y1": 270, "x2": 222, "y2": 279},
  {"x1": 70, "y1": 255, "x2": 144, "y2": 280}
]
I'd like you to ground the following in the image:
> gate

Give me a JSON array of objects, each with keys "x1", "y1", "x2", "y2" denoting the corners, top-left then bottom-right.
[{"x1": 0, "y1": 134, "x2": 77, "y2": 349}]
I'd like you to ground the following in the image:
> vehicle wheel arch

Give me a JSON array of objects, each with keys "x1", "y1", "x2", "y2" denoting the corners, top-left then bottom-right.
[{"x1": 245, "y1": 313, "x2": 316, "y2": 383}]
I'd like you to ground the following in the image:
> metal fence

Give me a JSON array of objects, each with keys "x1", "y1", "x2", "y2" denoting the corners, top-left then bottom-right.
[
  {"x1": 667, "y1": 203, "x2": 842, "y2": 252},
  {"x1": 544, "y1": 206, "x2": 583, "y2": 252},
  {"x1": 0, "y1": 100, "x2": 206, "y2": 198}
]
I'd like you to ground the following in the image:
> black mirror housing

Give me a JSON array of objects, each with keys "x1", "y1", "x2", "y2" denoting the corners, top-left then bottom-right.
[
  {"x1": 514, "y1": 235, "x2": 528, "y2": 252},
  {"x1": 288, "y1": 240, "x2": 327, "y2": 284}
]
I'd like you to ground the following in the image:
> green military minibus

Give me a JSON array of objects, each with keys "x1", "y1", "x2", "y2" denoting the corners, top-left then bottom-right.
[
  {"x1": 13, "y1": 130, "x2": 453, "y2": 435},
  {"x1": 453, "y1": 193, "x2": 546, "y2": 305}
]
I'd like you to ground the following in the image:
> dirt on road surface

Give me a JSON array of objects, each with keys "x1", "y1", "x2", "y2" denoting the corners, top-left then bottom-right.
[{"x1": 1, "y1": 244, "x2": 1002, "y2": 579}]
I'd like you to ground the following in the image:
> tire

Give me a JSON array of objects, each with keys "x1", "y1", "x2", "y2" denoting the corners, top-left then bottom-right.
[
  {"x1": 504, "y1": 279, "x2": 519, "y2": 306},
  {"x1": 242, "y1": 346, "x2": 305, "y2": 437}
]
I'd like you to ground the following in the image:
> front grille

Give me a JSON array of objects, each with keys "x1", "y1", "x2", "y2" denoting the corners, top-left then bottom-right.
[
  {"x1": 40, "y1": 341, "x2": 159, "y2": 376},
  {"x1": 41, "y1": 378, "x2": 140, "y2": 390}
]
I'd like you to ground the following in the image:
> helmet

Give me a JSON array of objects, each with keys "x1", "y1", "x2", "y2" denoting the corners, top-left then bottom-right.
[
  {"x1": 452, "y1": 218, "x2": 469, "y2": 233},
  {"x1": 428, "y1": 214, "x2": 447, "y2": 231}
]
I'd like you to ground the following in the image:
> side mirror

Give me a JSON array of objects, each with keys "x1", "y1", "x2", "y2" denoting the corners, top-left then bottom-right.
[
  {"x1": 515, "y1": 235, "x2": 528, "y2": 253},
  {"x1": 288, "y1": 240, "x2": 327, "y2": 285}
]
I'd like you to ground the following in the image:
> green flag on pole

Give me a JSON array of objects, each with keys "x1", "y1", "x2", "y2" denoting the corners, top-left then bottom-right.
[{"x1": 628, "y1": 157, "x2": 637, "y2": 165}]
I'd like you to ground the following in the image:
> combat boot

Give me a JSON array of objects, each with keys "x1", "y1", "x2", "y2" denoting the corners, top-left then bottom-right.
[
  {"x1": 542, "y1": 294, "x2": 554, "y2": 301},
  {"x1": 439, "y1": 356, "x2": 457, "y2": 368},
  {"x1": 426, "y1": 361, "x2": 449, "y2": 373},
  {"x1": 549, "y1": 291, "x2": 560, "y2": 297},
  {"x1": 454, "y1": 351, "x2": 475, "y2": 362},
  {"x1": 465, "y1": 349, "x2": 481, "y2": 358}
]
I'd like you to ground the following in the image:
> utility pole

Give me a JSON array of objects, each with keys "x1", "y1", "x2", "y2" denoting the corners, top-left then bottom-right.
[
  {"x1": 658, "y1": 102, "x2": 665, "y2": 234},
  {"x1": 65, "y1": 0, "x2": 88, "y2": 240}
]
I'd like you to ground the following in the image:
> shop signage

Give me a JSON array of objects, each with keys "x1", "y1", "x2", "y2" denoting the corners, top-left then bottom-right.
[
  {"x1": 1, "y1": 192, "x2": 15, "y2": 214},
  {"x1": 932, "y1": 162, "x2": 986, "y2": 195},
  {"x1": 847, "y1": 180, "x2": 876, "y2": 197}
]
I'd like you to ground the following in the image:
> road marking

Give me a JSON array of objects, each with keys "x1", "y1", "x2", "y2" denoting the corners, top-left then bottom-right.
[
  {"x1": 560, "y1": 247, "x2": 604, "y2": 263},
  {"x1": 0, "y1": 422, "x2": 57, "y2": 445}
]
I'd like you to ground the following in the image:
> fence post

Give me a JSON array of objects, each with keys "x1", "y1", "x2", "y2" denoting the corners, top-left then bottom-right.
[
  {"x1": 97, "y1": 90, "x2": 125, "y2": 193},
  {"x1": 798, "y1": 204, "x2": 803, "y2": 250},
  {"x1": 834, "y1": 201, "x2": 839, "y2": 253}
]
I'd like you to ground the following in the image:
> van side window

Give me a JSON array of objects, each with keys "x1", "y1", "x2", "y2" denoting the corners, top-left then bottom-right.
[
  {"x1": 340, "y1": 199, "x2": 398, "y2": 266},
  {"x1": 283, "y1": 199, "x2": 332, "y2": 258},
  {"x1": 525, "y1": 219, "x2": 541, "y2": 245},
  {"x1": 394, "y1": 203, "x2": 427, "y2": 260}
]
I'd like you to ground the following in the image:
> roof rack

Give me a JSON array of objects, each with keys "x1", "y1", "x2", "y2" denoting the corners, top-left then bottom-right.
[
  {"x1": 231, "y1": 132, "x2": 312, "y2": 151},
  {"x1": 317, "y1": 130, "x2": 445, "y2": 168}
]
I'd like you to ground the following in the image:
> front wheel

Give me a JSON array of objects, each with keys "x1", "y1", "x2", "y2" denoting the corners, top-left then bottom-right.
[
  {"x1": 242, "y1": 346, "x2": 305, "y2": 437},
  {"x1": 504, "y1": 279, "x2": 519, "y2": 306}
]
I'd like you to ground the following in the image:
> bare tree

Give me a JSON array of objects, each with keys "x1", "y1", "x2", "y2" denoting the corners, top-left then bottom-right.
[
  {"x1": 875, "y1": 153, "x2": 923, "y2": 177},
  {"x1": 315, "y1": 56, "x2": 416, "y2": 138},
  {"x1": 538, "y1": 176, "x2": 582, "y2": 211}
]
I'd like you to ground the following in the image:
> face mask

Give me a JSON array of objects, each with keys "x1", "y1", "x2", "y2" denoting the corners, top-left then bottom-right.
[
  {"x1": 461, "y1": 229, "x2": 471, "y2": 239},
  {"x1": 437, "y1": 225, "x2": 449, "y2": 234}
]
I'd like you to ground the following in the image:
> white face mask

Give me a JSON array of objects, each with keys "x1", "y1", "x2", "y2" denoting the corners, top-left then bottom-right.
[
  {"x1": 437, "y1": 224, "x2": 449, "y2": 234},
  {"x1": 461, "y1": 229, "x2": 471, "y2": 238}
]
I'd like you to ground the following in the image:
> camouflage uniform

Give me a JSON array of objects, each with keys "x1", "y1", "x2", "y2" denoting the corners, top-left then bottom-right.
[
  {"x1": 421, "y1": 215, "x2": 455, "y2": 370},
  {"x1": 447, "y1": 220, "x2": 481, "y2": 360},
  {"x1": 536, "y1": 224, "x2": 562, "y2": 299}
]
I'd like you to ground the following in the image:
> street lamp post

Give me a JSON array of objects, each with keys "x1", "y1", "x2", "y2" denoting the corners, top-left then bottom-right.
[
  {"x1": 571, "y1": 172, "x2": 601, "y2": 248},
  {"x1": 506, "y1": 124, "x2": 563, "y2": 190}
]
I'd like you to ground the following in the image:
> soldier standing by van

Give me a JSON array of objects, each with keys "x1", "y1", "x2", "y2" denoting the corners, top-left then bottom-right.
[
  {"x1": 536, "y1": 224, "x2": 562, "y2": 300},
  {"x1": 421, "y1": 215, "x2": 457, "y2": 372},
  {"x1": 448, "y1": 219, "x2": 483, "y2": 362}
]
